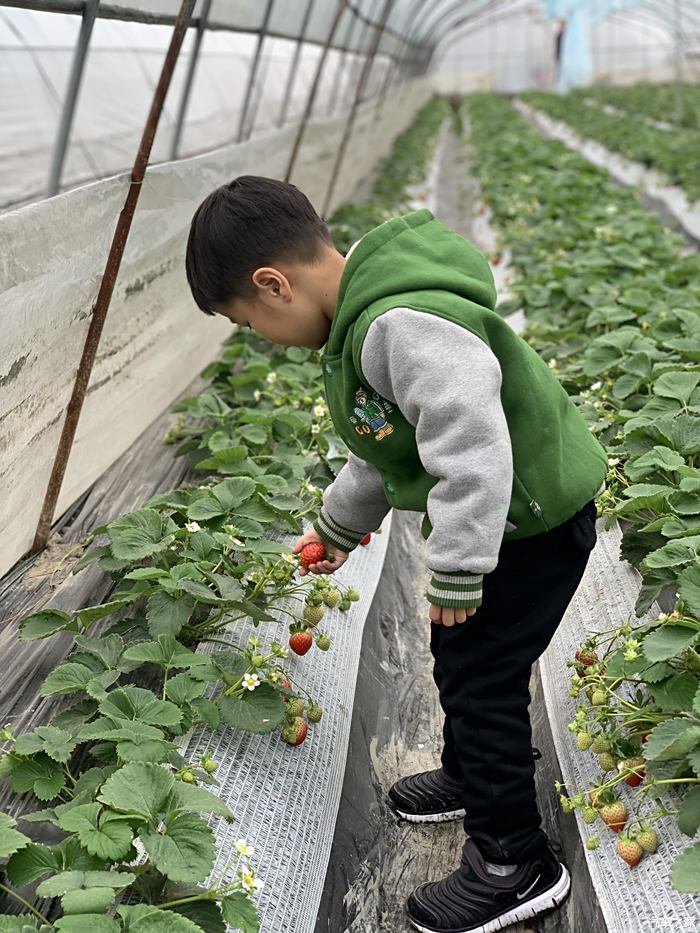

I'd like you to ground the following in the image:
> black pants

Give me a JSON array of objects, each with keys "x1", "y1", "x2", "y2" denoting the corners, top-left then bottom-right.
[{"x1": 429, "y1": 499, "x2": 598, "y2": 864}]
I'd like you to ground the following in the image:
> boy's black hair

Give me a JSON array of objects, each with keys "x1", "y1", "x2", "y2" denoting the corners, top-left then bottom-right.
[{"x1": 185, "y1": 175, "x2": 332, "y2": 316}]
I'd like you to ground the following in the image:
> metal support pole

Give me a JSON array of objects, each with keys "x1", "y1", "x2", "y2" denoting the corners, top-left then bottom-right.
[
  {"x1": 47, "y1": 0, "x2": 99, "y2": 197},
  {"x1": 373, "y1": 0, "x2": 423, "y2": 122},
  {"x1": 169, "y1": 0, "x2": 211, "y2": 160},
  {"x1": 284, "y1": 0, "x2": 347, "y2": 183},
  {"x1": 236, "y1": 0, "x2": 275, "y2": 143},
  {"x1": 674, "y1": 0, "x2": 684, "y2": 121},
  {"x1": 277, "y1": 0, "x2": 316, "y2": 128},
  {"x1": 325, "y1": 9, "x2": 361, "y2": 117},
  {"x1": 321, "y1": 0, "x2": 395, "y2": 218},
  {"x1": 31, "y1": 0, "x2": 197, "y2": 554}
]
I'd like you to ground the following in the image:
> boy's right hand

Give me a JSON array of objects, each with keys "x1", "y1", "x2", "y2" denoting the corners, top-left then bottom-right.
[{"x1": 292, "y1": 527, "x2": 349, "y2": 576}]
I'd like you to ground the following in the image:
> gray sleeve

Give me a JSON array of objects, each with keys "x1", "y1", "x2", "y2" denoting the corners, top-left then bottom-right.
[
  {"x1": 312, "y1": 451, "x2": 391, "y2": 551},
  {"x1": 360, "y1": 307, "x2": 513, "y2": 578}
]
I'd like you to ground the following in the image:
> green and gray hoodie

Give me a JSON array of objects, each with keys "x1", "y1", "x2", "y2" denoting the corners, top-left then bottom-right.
[{"x1": 312, "y1": 209, "x2": 607, "y2": 608}]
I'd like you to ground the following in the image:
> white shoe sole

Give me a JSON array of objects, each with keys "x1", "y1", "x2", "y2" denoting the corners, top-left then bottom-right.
[
  {"x1": 394, "y1": 806, "x2": 466, "y2": 824},
  {"x1": 407, "y1": 863, "x2": 571, "y2": 933}
]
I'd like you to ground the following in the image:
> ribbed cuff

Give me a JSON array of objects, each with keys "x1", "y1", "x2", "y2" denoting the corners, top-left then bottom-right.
[
  {"x1": 427, "y1": 571, "x2": 483, "y2": 608},
  {"x1": 312, "y1": 507, "x2": 366, "y2": 552}
]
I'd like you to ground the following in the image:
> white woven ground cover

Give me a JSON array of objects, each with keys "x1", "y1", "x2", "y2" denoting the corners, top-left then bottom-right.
[
  {"x1": 176, "y1": 514, "x2": 393, "y2": 933},
  {"x1": 541, "y1": 519, "x2": 700, "y2": 931}
]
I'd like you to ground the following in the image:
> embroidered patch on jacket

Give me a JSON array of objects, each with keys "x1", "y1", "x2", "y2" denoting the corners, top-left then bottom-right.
[{"x1": 350, "y1": 385, "x2": 394, "y2": 442}]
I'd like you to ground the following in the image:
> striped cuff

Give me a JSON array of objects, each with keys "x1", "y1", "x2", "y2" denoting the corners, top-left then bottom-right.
[
  {"x1": 427, "y1": 571, "x2": 484, "y2": 608},
  {"x1": 312, "y1": 507, "x2": 366, "y2": 552}
]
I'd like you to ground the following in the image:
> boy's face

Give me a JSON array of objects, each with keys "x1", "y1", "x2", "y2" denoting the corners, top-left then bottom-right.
[{"x1": 215, "y1": 250, "x2": 344, "y2": 350}]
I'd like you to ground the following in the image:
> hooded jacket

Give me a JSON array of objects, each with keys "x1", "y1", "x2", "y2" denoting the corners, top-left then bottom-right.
[{"x1": 312, "y1": 209, "x2": 607, "y2": 608}]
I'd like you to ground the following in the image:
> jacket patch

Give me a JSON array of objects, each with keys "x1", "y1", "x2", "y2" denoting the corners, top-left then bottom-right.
[{"x1": 350, "y1": 386, "x2": 394, "y2": 442}]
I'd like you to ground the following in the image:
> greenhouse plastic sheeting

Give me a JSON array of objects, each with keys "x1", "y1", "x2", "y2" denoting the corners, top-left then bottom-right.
[
  {"x1": 0, "y1": 76, "x2": 431, "y2": 579},
  {"x1": 176, "y1": 512, "x2": 393, "y2": 933},
  {"x1": 540, "y1": 518, "x2": 700, "y2": 931}
]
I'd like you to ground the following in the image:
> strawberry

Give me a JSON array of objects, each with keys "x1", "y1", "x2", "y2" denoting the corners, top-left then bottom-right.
[
  {"x1": 346, "y1": 588, "x2": 360, "y2": 602},
  {"x1": 303, "y1": 604, "x2": 325, "y2": 627},
  {"x1": 322, "y1": 589, "x2": 340, "y2": 608},
  {"x1": 637, "y1": 828, "x2": 658, "y2": 853},
  {"x1": 307, "y1": 701, "x2": 323, "y2": 723},
  {"x1": 287, "y1": 697, "x2": 305, "y2": 717},
  {"x1": 598, "y1": 752, "x2": 617, "y2": 773},
  {"x1": 582, "y1": 806, "x2": 598, "y2": 825},
  {"x1": 589, "y1": 787, "x2": 606, "y2": 809},
  {"x1": 591, "y1": 733, "x2": 610, "y2": 754},
  {"x1": 315, "y1": 633, "x2": 331, "y2": 651},
  {"x1": 600, "y1": 800, "x2": 628, "y2": 833},
  {"x1": 289, "y1": 629, "x2": 313, "y2": 656},
  {"x1": 281, "y1": 716, "x2": 308, "y2": 746},
  {"x1": 300, "y1": 542, "x2": 329, "y2": 567},
  {"x1": 360, "y1": 533, "x2": 372, "y2": 546},
  {"x1": 622, "y1": 757, "x2": 645, "y2": 787},
  {"x1": 576, "y1": 647, "x2": 599, "y2": 668},
  {"x1": 280, "y1": 677, "x2": 292, "y2": 689},
  {"x1": 586, "y1": 836, "x2": 599, "y2": 850},
  {"x1": 576, "y1": 732, "x2": 593, "y2": 751},
  {"x1": 616, "y1": 835, "x2": 643, "y2": 867},
  {"x1": 591, "y1": 690, "x2": 607, "y2": 706}
]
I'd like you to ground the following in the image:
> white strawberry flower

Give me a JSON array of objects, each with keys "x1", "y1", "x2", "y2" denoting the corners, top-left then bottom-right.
[
  {"x1": 240, "y1": 869, "x2": 264, "y2": 893},
  {"x1": 291, "y1": 399, "x2": 300, "y2": 408},
  {"x1": 590, "y1": 381, "x2": 602, "y2": 391},
  {"x1": 548, "y1": 358, "x2": 557, "y2": 369},
  {"x1": 310, "y1": 423, "x2": 321, "y2": 435},
  {"x1": 283, "y1": 553, "x2": 295, "y2": 563},
  {"x1": 185, "y1": 521, "x2": 201, "y2": 533},
  {"x1": 235, "y1": 839, "x2": 254, "y2": 857},
  {"x1": 313, "y1": 404, "x2": 326, "y2": 418},
  {"x1": 242, "y1": 673, "x2": 261, "y2": 691},
  {"x1": 266, "y1": 371, "x2": 277, "y2": 384},
  {"x1": 314, "y1": 395, "x2": 325, "y2": 405},
  {"x1": 608, "y1": 457, "x2": 620, "y2": 467},
  {"x1": 253, "y1": 389, "x2": 261, "y2": 401}
]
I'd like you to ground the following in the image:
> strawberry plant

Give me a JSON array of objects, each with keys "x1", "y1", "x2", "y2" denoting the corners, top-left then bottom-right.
[{"x1": 465, "y1": 93, "x2": 700, "y2": 893}]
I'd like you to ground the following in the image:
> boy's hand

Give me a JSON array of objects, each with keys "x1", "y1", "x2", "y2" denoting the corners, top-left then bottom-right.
[
  {"x1": 292, "y1": 528, "x2": 349, "y2": 576},
  {"x1": 429, "y1": 605, "x2": 477, "y2": 626}
]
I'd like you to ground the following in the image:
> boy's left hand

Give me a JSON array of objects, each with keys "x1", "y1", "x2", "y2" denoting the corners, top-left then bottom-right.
[{"x1": 429, "y1": 605, "x2": 477, "y2": 626}]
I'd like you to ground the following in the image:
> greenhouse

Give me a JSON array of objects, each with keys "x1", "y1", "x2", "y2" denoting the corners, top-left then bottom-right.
[{"x1": 2, "y1": 1, "x2": 700, "y2": 931}]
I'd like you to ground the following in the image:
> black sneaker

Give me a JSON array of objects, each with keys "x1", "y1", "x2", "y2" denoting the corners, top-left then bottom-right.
[
  {"x1": 387, "y1": 767, "x2": 466, "y2": 823},
  {"x1": 406, "y1": 836, "x2": 570, "y2": 933}
]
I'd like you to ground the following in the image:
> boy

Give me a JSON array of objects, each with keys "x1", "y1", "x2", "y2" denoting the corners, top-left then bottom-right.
[{"x1": 185, "y1": 175, "x2": 607, "y2": 933}]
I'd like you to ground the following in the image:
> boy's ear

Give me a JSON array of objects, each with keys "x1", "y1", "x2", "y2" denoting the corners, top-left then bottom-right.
[{"x1": 252, "y1": 266, "x2": 292, "y2": 301}]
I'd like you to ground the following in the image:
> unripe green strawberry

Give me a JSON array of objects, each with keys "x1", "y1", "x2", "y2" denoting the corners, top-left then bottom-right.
[
  {"x1": 180, "y1": 770, "x2": 197, "y2": 784},
  {"x1": 346, "y1": 588, "x2": 360, "y2": 602},
  {"x1": 591, "y1": 733, "x2": 610, "y2": 754},
  {"x1": 322, "y1": 589, "x2": 340, "y2": 608},
  {"x1": 576, "y1": 732, "x2": 593, "y2": 751},
  {"x1": 200, "y1": 754, "x2": 218, "y2": 775},
  {"x1": 598, "y1": 752, "x2": 617, "y2": 772},
  {"x1": 339, "y1": 598, "x2": 352, "y2": 611},
  {"x1": 251, "y1": 653, "x2": 265, "y2": 668},
  {"x1": 287, "y1": 697, "x2": 305, "y2": 717},
  {"x1": 637, "y1": 828, "x2": 658, "y2": 853},
  {"x1": 586, "y1": 836, "x2": 599, "y2": 850},
  {"x1": 600, "y1": 800, "x2": 628, "y2": 833},
  {"x1": 316, "y1": 633, "x2": 331, "y2": 651},
  {"x1": 281, "y1": 716, "x2": 308, "y2": 746},
  {"x1": 591, "y1": 690, "x2": 606, "y2": 706},
  {"x1": 303, "y1": 604, "x2": 325, "y2": 627},
  {"x1": 616, "y1": 835, "x2": 643, "y2": 866},
  {"x1": 307, "y1": 701, "x2": 323, "y2": 723},
  {"x1": 583, "y1": 806, "x2": 598, "y2": 825}
]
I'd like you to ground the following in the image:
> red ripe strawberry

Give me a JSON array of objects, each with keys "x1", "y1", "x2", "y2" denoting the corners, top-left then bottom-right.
[
  {"x1": 300, "y1": 542, "x2": 328, "y2": 566},
  {"x1": 360, "y1": 533, "x2": 372, "y2": 546},
  {"x1": 280, "y1": 678, "x2": 291, "y2": 689},
  {"x1": 623, "y1": 757, "x2": 645, "y2": 787},
  {"x1": 616, "y1": 836, "x2": 643, "y2": 867},
  {"x1": 576, "y1": 647, "x2": 598, "y2": 668},
  {"x1": 600, "y1": 800, "x2": 628, "y2": 833},
  {"x1": 281, "y1": 716, "x2": 308, "y2": 746},
  {"x1": 289, "y1": 630, "x2": 313, "y2": 656}
]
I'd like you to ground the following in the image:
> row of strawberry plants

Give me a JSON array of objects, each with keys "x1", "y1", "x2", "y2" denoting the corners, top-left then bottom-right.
[
  {"x1": 0, "y1": 97, "x2": 448, "y2": 931},
  {"x1": 520, "y1": 89, "x2": 700, "y2": 204},
  {"x1": 465, "y1": 93, "x2": 700, "y2": 892},
  {"x1": 583, "y1": 84, "x2": 700, "y2": 132}
]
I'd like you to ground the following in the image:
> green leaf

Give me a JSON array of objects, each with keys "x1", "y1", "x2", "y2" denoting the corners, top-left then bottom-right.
[
  {"x1": 34, "y1": 726, "x2": 77, "y2": 763},
  {"x1": 679, "y1": 563, "x2": 700, "y2": 616},
  {"x1": 139, "y1": 812, "x2": 215, "y2": 882},
  {"x1": 58, "y1": 803, "x2": 134, "y2": 861},
  {"x1": 6, "y1": 842, "x2": 62, "y2": 885},
  {"x1": 0, "y1": 917, "x2": 39, "y2": 931},
  {"x1": 36, "y1": 870, "x2": 135, "y2": 897},
  {"x1": 190, "y1": 698, "x2": 220, "y2": 729},
  {"x1": 54, "y1": 916, "x2": 121, "y2": 933},
  {"x1": 677, "y1": 786, "x2": 700, "y2": 837},
  {"x1": 118, "y1": 905, "x2": 207, "y2": 932},
  {"x1": 19, "y1": 609, "x2": 75, "y2": 641},
  {"x1": 75, "y1": 598, "x2": 134, "y2": 630},
  {"x1": 146, "y1": 590, "x2": 195, "y2": 638},
  {"x1": 0, "y1": 812, "x2": 31, "y2": 858},
  {"x1": 108, "y1": 509, "x2": 177, "y2": 560},
  {"x1": 625, "y1": 445, "x2": 686, "y2": 481},
  {"x1": 40, "y1": 662, "x2": 96, "y2": 697},
  {"x1": 671, "y1": 841, "x2": 700, "y2": 893},
  {"x1": 218, "y1": 683, "x2": 286, "y2": 734},
  {"x1": 10, "y1": 754, "x2": 66, "y2": 801},
  {"x1": 61, "y1": 886, "x2": 115, "y2": 915},
  {"x1": 644, "y1": 718, "x2": 700, "y2": 761},
  {"x1": 165, "y1": 673, "x2": 206, "y2": 705},
  {"x1": 642, "y1": 537, "x2": 700, "y2": 570},
  {"x1": 122, "y1": 636, "x2": 206, "y2": 670},
  {"x1": 643, "y1": 625, "x2": 700, "y2": 662},
  {"x1": 169, "y1": 898, "x2": 225, "y2": 933},
  {"x1": 98, "y1": 761, "x2": 174, "y2": 820},
  {"x1": 167, "y1": 781, "x2": 235, "y2": 821},
  {"x1": 647, "y1": 673, "x2": 700, "y2": 711},
  {"x1": 654, "y1": 371, "x2": 700, "y2": 406},
  {"x1": 100, "y1": 686, "x2": 182, "y2": 728},
  {"x1": 220, "y1": 891, "x2": 260, "y2": 933},
  {"x1": 186, "y1": 494, "x2": 227, "y2": 522},
  {"x1": 73, "y1": 634, "x2": 125, "y2": 670}
]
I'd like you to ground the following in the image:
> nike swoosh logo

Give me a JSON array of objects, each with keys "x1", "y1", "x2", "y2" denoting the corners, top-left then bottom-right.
[{"x1": 516, "y1": 875, "x2": 541, "y2": 900}]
